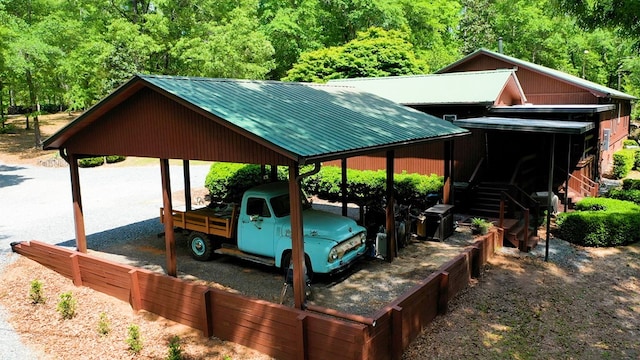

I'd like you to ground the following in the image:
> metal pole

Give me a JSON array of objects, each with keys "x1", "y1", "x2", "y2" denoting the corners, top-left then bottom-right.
[
  {"x1": 565, "y1": 135, "x2": 572, "y2": 213},
  {"x1": 545, "y1": 134, "x2": 556, "y2": 262}
]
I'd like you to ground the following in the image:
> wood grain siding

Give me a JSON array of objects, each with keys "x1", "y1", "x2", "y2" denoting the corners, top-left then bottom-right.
[
  {"x1": 76, "y1": 255, "x2": 134, "y2": 302},
  {"x1": 448, "y1": 59, "x2": 598, "y2": 105},
  {"x1": 324, "y1": 132, "x2": 483, "y2": 181},
  {"x1": 63, "y1": 89, "x2": 293, "y2": 165}
]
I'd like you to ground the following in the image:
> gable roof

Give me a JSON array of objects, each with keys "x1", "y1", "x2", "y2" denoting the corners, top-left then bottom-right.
[
  {"x1": 44, "y1": 75, "x2": 469, "y2": 164},
  {"x1": 327, "y1": 69, "x2": 526, "y2": 105},
  {"x1": 438, "y1": 49, "x2": 636, "y2": 101}
]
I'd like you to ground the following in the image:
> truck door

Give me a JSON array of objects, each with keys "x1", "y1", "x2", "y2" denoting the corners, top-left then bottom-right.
[{"x1": 238, "y1": 197, "x2": 276, "y2": 257}]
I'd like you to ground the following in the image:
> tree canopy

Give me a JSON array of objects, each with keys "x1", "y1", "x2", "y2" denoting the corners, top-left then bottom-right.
[{"x1": 1, "y1": 0, "x2": 640, "y2": 130}]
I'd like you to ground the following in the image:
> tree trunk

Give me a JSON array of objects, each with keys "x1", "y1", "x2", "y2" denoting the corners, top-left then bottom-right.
[
  {"x1": 26, "y1": 68, "x2": 41, "y2": 148},
  {"x1": 0, "y1": 79, "x2": 4, "y2": 127}
]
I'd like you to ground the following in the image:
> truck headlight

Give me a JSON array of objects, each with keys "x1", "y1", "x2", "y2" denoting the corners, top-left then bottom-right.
[
  {"x1": 328, "y1": 248, "x2": 338, "y2": 262},
  {"x1": 361, "y1": 233, "x2": 366, "y2": 244}
]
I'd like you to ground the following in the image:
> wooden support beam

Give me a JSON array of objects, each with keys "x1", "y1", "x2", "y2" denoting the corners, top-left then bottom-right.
[
  {"x1": 183, "y1": 160, "x2": 192, "y2": 211},
  {"x1": 438, "y1": 272, "x2": 449, "y2": 315},
  {"x1": 390, "y1": 305, "x2": 403, "y2": 360},
  {"x1": 443, "y1": 140, "x2": 454, "y2": 205},
  {"x1": 341, "y1": 158, "x2": 348, "y2": 217},
  {"x1": 386, "y1": 151, "x2": 396, "y2": 262},
  {"x1": 160, "y1": 159, "x2": 177, "y2": 277},
  {"x1": 68, "y1": 153, "x2": 87, "y2": 253},
  {"x1": 289, "y1": 164, "x2": 306, "y2": 309}
]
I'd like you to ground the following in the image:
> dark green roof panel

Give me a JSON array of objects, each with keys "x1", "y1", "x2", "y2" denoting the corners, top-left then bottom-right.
[{"x1": 140, "y1": 75, "x2": 469, "y2": 161}]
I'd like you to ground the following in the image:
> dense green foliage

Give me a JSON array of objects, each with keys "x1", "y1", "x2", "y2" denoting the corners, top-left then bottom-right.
[
  {"x1": 78, "y1": 156, "x2": 105, "y2": 168},
  {"x1": 205, "y1": 162, "x2": 442, "y2": 209},
  {"x1": 1, "y1": 0, "x2": 640, "y2": 123},
  {"x1": 604, "y1": 178, "x2": 640, "y2": 205},
  {"x1": 556, "y1": 197, "x2": 640, "y2": 247},
  {"x1": 612, "y1": 148, "x2": 638, "y2": 179}
]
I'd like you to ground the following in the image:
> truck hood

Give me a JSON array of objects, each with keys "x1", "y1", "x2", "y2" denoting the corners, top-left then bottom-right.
[{"x1": 283, "y1": 209, "x2": 365, "y2": 243}]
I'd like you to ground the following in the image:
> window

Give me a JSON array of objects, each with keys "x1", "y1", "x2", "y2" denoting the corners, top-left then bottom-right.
[
  {"x1": 443, "y1": 114, "x2": 457, "y2": 122},
  {"x1": 246, "y1": 198, "x2": 271, "y2": 218}
]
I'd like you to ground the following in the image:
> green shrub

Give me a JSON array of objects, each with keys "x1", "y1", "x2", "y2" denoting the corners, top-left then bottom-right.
[
  {"x1": 556, "y1": 197, "x2": 640, "y2": 246},
  {"x1": 97, "y1": 312, "x2": 111, "y2": 336},
  {"x1": 635, "y1": 150, "x2": 640, "y2": 170},
  {"x1": 622, "y1": 178, "x2": 640, "y2": 190},
  {"x1": 0, "y1": 123, "x2": 18, "y2": 134},
  {"x1": 606, "y1": 188, "x2": 640, "y2": 205},
  {"x1": 612, "y1": 149, "x2": 636, "y2": 179},
  {"x1": 78, "y1": 156, "x2": 105, "y2": 168},
  {"x1": 56, "y1": 291, "x2": 77, "y2": 319},
  {"x1": 105, "y1": 155, "x2": 126, "y2": 164},
  {"x1": 624, "y1": 139, "x2": 638, "y2": 147},
  {"x1": 166, "y1": 335, "x2": 182, "y2": 360},
  {"x1": 205, "y1": 163, "x2": 443, "y2": 209},
  {"x1": 126, "y1": 324, "x2": 143, "y2": 354},
  {"x1": 29, "y1": 279, "x2": 46, "y2": 304}
]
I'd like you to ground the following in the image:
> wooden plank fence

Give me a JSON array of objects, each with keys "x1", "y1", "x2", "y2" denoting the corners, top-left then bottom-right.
[{"x1": 10, "y1": 228, "x2": 502, "y2": 360}]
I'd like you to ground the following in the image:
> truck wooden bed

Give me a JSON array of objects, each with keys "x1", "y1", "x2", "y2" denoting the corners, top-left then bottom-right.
[{"x1": 160, "y1": 205, "x2": 238, "y2": 239}]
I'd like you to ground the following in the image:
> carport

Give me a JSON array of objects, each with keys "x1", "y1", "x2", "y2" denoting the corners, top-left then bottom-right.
[{"x1": 43, "y1": 75, "x2": 469, "y2": 309}]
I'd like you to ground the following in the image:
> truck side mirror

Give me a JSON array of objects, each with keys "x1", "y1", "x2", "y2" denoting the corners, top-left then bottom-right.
[{"x1": 250, "y1": 214, "x2": 262, "y2": 222}]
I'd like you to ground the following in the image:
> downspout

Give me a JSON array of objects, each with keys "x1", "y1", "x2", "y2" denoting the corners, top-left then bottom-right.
[{"x1": 295, "y1": 162, "x2": 321, "y2": 181}]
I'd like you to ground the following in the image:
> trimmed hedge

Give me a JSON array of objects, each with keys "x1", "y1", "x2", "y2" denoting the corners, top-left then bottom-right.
[
  {"x1": 612, "y1": 149, "x2": 636, "y2": 179},
  {"x1": 78, "y1": 157, "x2": 105, "y2": 168},
  {"x1": 556, "y1": 197, "x2": 640, "y2": 247},
  {"x1": 204, "y1": 162, "x2": 443, "y2": 209}
]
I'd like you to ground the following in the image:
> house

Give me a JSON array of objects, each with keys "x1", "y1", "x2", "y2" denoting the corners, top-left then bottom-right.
[{"x1": 329, "y1": 49, "x2": 636, "y2": 205}]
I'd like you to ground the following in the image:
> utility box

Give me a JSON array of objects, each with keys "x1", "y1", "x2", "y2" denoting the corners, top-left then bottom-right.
[{"x1": 420, "y1": 204, "x2": 454, "y2": 241}]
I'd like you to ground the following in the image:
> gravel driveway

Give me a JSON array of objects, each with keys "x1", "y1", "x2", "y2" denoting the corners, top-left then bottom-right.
[{"x1": 0, "y1": 161, "x2": 211, "y2": 359}]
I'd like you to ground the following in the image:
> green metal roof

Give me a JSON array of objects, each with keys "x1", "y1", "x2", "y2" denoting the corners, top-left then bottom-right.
[
  {"x1": 327, "y1": 69, "x2": 523, "y2": 105},
  {"x1": 439, "y1": 49, "x2": 637, "y2": 101},
  {"x1": 454, "y1": 117, "x2": 594, "y2": 134},
  {"x1": 45, "y1": 75, "x2": 469, "y2": 163}
]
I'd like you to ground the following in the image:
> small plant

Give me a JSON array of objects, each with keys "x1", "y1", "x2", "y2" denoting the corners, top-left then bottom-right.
[
  {"x1": 97, "y1": 312, "x2": 111, "y2": 336},
  {"x1": 29, "y1": 279, "x2": 46, "y2": 304},
  {"x1": 470, "y1": 217, "x2": 492, "y2": 235},
  {"x1": 126, "y1": 324, "x2": 143, "y2": 354},
  {"x1": 56, "y1": 291, "x2": 77, "y2": 319},
  {"x1": 166, "y1": 335, "x2": 182, "y2": 360}
]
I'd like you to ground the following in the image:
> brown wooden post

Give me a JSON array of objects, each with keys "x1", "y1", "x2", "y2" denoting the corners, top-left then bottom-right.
[
  {"x1": 183, "y1": 160, "x2": 192, "y2": 211},
  {"x1": 201, "y1": 287, "x2": 213, "y2": 338},
  {"x1": 443, "y1": 140, "x2": 453, "y2": 205},
  {"x1": 129, "y1": 269, "x2": 142, "y2": 312},
  {"x1": 438, "y1": 272, "x2": 449, "y2": 315},
  {"x1": 68, "y1": 153, "x2": 87, "y2": 253},
  {"x1": 471, "y1": 245, "x2": 481, "y2": 278},
  {"x1": 160, "y1": 159, "x2": 177, "y2": 276},
  {"x1": 70, "y1": 253, "x2": 82, "y2": 286},
  {"x1": 386, "y1": 151, "x2": 396, "y2": 261},
  {"x1": 341, "y1": 158, "x2": 348, "y2": 217},
  {"x1": 289, "y1": 164, "x2": 306, "y2": 309},
  {"x1": 296, "y1": 314, "x2": 308, "y2": 360},
  {"x1": 390, "y1": 305, "x2": 403, "y2": 360}
]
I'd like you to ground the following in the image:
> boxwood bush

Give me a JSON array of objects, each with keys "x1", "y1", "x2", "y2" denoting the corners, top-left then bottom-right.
[
  {"x1": 205, "y1": 163, "x2": 443, "y2": 209},
  {"x1": 78, "y1": 156, "x2": 105, "y2": 168},
  {"x1": 556, "y1": 197, "x2": 640, "y2": 247},
  {"x1": 612, "y1": 149, "x2": 636, "y2": 179}
]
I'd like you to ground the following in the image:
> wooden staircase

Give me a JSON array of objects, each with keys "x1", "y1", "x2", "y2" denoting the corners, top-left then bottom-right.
[{"x1": 463, "y1": 181, "x2": 540, "y2": 252}]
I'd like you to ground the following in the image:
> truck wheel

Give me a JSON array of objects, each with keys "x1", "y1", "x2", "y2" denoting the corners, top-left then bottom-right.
[{"x1": 188, "y1": 232, "x2": 213, "y2": 261}]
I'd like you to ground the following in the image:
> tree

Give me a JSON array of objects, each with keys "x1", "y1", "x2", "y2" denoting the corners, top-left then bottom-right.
[
  {"x1": 171, "y1": 8, "x2": 275, "y2": 79},
  {"x1": 283, "y1": 27, "x2": 427, "y2": 82}
]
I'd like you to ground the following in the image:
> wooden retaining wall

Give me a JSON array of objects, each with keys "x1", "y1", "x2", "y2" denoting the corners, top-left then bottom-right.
[{"x1": 10, "y1": 228, "x2": 502, "y2": 360}]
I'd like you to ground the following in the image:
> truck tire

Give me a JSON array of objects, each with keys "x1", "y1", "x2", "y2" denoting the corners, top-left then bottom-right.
[{"x1": 188, "y1": 232, "x2": 213, "y2": 261}]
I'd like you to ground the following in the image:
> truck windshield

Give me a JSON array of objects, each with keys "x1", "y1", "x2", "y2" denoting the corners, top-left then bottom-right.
[{"x1": 270, "y1": 193, "x2": 312, "y2": 217}]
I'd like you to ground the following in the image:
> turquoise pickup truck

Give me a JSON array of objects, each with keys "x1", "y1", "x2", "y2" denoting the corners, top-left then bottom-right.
[{"x1": 161, "y1": 182, "x2": 367, "y2": 277}]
